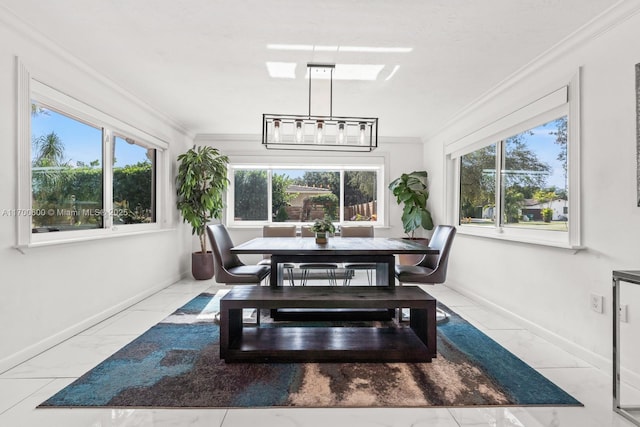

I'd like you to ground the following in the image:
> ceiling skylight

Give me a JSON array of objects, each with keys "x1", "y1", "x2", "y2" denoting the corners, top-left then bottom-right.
[
  {"x1": 306, "y1": 64, "x2": 385, "y2": 81},
  {"x1": 267, "y1": 44, "x2": 412, "y2": 53},
  {"x1": 338, "y1": 46, "x2": 413, "y2": 53},
  {"x1": 267, "y1": 63, "x2": 390, "y2": 81}
]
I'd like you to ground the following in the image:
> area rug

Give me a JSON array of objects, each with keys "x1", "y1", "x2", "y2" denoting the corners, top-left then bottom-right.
[{"x1": 39, "y1": 290, "x2": 581, "y2": 408}]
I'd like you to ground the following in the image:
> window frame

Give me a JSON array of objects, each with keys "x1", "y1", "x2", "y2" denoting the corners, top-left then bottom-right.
[
  {"x1": 445, "y1": 72, "x2": 582, "y2": 249},
  {"x1": 226, "y1": 158, "x2": 386, "y2": 229},
  {"x1": 16, "y1": 60, "x2": 170, "y2": 248}
]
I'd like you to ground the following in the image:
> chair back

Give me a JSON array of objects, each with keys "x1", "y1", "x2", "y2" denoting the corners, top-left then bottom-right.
[
  {"x1": 340, "y1": 225, "x2": 374, "y2": 238},
  {"x1": 263, "y1": 224, "x2": 297, "y2": 237},
  {"x1": 417, "y1": 225, "x2": 456, "y2": 283},
  {"x1": 301, "y1": 225, "x2": 315, "y2": 237},
  {"x1": 262, "y1": 225, "x2": 297, "y2": 259},
  {"x1": 206, "y1": 224, "x2": 244, "y2": 282}
]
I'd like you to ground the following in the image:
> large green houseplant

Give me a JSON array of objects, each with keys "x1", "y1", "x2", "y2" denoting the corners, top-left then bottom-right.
[
  {"x1": 176, "y1": 146, "x2": 229, "y2": 280},
  {"x1": 388, "y1": 171, "x2": 434, "y2": 264}
]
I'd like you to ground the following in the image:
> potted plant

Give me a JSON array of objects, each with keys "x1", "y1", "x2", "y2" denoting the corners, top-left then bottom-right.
[
  {"x1": 310, "y1": 217, "x2": 336, "y2": 244},
  {"x1": 176, "y1": 146, "x2": 229, "y2": 279},
  {"x1": 388, "y1": 170, "x2": 434, "y2": 264}
]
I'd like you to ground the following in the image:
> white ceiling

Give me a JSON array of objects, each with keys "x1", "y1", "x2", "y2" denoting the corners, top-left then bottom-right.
[{"x1": 1, "y1": 0, "x2": 620, "y2": 138}]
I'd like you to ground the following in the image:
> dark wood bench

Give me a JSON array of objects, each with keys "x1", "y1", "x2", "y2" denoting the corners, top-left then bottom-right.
[{"x1": 219, "y1": 286, "x2": 436, "y2": 363}]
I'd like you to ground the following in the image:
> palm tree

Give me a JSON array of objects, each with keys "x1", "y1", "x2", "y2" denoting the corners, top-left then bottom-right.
[{"x1": 33, "y1": 132, "x2": 65, "y2": 167}]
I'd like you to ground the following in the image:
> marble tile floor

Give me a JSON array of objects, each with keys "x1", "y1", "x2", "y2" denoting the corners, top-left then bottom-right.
[{"x1": 1, "y1": 275, "x2": 639, "y2": 427}]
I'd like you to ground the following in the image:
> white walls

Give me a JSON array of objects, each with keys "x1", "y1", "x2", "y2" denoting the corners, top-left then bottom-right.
[
  {"x1": 194, "y1": 135, "x2": 425, "y2": 254},
  {"x1": 0, "y1": 15, "x2": 192, "y2": 371},
  {"x1": 425, "y1": 2, "x2": 640, "y2": 382}
]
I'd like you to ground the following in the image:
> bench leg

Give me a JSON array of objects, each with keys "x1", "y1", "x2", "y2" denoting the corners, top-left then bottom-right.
[
  {"x1": 220, "y1": 307, "x2": 243, "y2": 360},
  {"x1": 410, "y1": 303, "x2": 437, "y2": 358}
]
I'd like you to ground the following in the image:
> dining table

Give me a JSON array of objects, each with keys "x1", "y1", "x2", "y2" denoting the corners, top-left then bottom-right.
[
  {"x1": 231, "y1": 236, "x2": 439, "y2": 287},
  {"x1": 231, "y1": 235, "x2": 440, "y2": 322}
]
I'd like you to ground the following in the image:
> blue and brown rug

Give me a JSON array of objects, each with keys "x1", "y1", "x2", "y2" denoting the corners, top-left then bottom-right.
[{"x1": 39, "y1": 290, "x2": 581, "y2": 408}]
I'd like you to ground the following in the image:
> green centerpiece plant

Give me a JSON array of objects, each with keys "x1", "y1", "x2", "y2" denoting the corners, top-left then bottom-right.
[
  {"x1": 176, "y1": 146, "x2": 229, "y2": 280},
  {"x1": 310, "y1": 217, "x2": 335, "y2": 244}
]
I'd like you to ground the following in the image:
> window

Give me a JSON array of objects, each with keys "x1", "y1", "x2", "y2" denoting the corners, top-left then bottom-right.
[
  {"x1": 31, "y1": 105, "x2": 104, "y2": 232},
  {"x1": 460, "y1": 117, "x2": 568, "y2": 232},
  {"x1": 17, "y1": 64, "x2": 168, "y2": 247},
  {"x1": 227, "y1": 164, "x2": 383, "y2": 227},
  {"x1": 447, "y1": 79, "x2": 581, "y2": 248},
  {"x1": 501, "y1": 118, "x2": 567, "y2": 231},
  {"x1": 112, "y1": 135, "x2": 156, "y2": 225},
  {"x1": 460, "y1": 144, "x2": 497, "y2": 227}
]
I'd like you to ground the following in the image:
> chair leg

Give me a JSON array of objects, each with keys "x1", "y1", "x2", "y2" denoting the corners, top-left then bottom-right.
[
  {"x1": 328, "y1": 269, "x2": 336, "y2": 286},
  {"x1": 343, "y1": 269, "x2": 351, "y2": 286},
  {"x1": 286, "y1": 267, "x2": 295, "y2": 286}
]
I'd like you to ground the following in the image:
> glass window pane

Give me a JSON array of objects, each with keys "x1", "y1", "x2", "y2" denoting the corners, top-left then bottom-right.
[
  {"x1": 289, "y1": 170, "x2": 340, "y2": 222},
  {"x1": 344, "y1": 170, "x2": 377, "y2": 221},
  {"x1": 31, "y1": 103, "x2": 103, "y2": 232},
  {"x1": 501, "y1": 117, "x2": 568, "y2": 231},
  {"x1": 234, "y1": 169, "x2": 268, "y2": 221},
  {"x1": 272, "y1": 170, "x2": 296, "y2": 222},
  {"x1": 271, "y1": 169, "x2": 340, "y2": 222},
  {"x1": 112, "y1": 136, "x2": 156, "y2": 224},
  {"x1": 459, "y1": 144, "x2": 497, "y2": 226}
]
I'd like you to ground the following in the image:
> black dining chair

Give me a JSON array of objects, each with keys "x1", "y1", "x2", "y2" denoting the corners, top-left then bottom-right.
[
  {"x1": 256, "y1": 224, "x2": 297, "y2": 286},
  {"x1": 340, "y1": 225, "x2": 376, "y2": 286},
  {"x1": 395, "y1": 225, "x2": 457, "y2": 323},
  {"x1": 207, "y1": 224, "x2": 271, "y2": 323}
]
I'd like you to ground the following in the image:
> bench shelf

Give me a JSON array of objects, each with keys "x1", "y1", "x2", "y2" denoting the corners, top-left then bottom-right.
[{"x1": 220, "y1": 286, "x2": 436, "y2": 363}]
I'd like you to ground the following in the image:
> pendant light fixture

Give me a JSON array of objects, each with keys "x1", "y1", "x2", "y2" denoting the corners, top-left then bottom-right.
[{"x1": 262, "y1": 63, "x2": 378, "y2": 152}]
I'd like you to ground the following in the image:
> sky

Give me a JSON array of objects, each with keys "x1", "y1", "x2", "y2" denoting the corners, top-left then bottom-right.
[
  {"x1": 525, "y1": 119, "x2": 566, "y2": 189},
  {"x1": 31, "y1": 107, "x2": 149, "y2": 167}
]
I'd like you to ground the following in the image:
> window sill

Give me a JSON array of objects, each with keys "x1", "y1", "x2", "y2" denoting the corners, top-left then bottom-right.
[
  {"x1": 14, "y1": 226, "x2": 176, "y2": 253},
  {"x1": 457, "y1": 225, "x2": 584, "y2": 251}
]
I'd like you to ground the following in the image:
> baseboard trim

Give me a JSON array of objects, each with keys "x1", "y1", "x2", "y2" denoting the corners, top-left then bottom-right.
[
  {"x1": 0, "y1": 274, "x2": 183, "y2": 374},
  {"x1": 446, "y1": 284, "x2": 612, "y2": 371},
  {"x1": 449, "y1": 283, "x2": 640, "y2": 391}
]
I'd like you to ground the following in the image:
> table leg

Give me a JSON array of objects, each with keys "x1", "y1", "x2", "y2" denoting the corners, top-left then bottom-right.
[
  {"x1": 375, "y1": 255, "x2": 395, "y2": 287},
  {"x1": 270, "y1": 255, "x2": 285, "y2": 287}
]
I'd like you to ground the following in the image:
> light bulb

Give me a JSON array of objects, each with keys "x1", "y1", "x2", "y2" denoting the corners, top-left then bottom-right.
[
  {"x1": 315, "y1": 120, "x2": 324, "y2": 144},
  {"x1": 295, "y1": 120, "x2": 303, "y2": 143},
  {"x1": 272, "y1": 119, "x2": 281, "y2": 143},
  {"x1": 337, "y1": 121, "x2": 346, "y2": 144},
  {"x1": 359, "y1": 122, "x2": 367, "y2": 145}
]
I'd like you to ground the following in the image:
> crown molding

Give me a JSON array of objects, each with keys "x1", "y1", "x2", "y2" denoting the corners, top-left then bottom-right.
[
  {"x1": 0, "y1": 4, "x2": 194, "y2": 140},
  {"x1": 425, "y1": 0, "x2": 640, "y2": 142}
]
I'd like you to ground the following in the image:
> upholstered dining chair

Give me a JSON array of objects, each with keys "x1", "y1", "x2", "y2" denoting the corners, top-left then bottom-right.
[
  {"x1": 256, "y1": 224, "x2": 297, "y2": 286},
  {"x1": 299, "y1": 225, "x2": 338, "y2": 286},
  {"x1": 394, "y1": 225, "x2": 457, "y2": 323},
  {"x1": 207, "y1": 224, "x2": 271, "y2": 323},
  {"x1": 340, "y1": 225, "x2": 376, "y2": 286}
]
